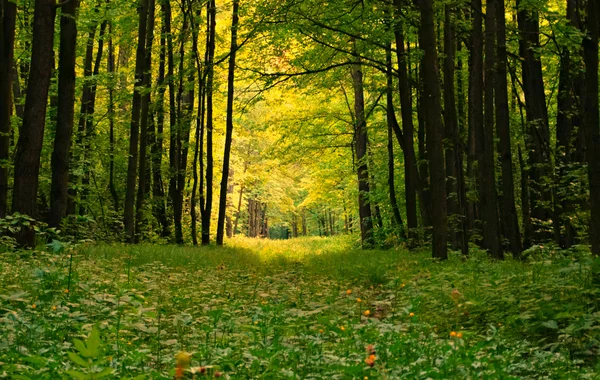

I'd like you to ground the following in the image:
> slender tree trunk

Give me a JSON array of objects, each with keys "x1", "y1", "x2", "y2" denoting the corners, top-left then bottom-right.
[
  {"x1": 495, "y1": 0, "x2": 522, "y2": 256},
  {"x1": 418, "y1": 0, "x2": 447, "y2": 260},
  {"x1": 481, "y1": 0, "x2": 502, "y2": 259},
  {"x1": 385, "y1": 47, "x2": 405, "y2": 239},
  {"x1": 390, "y1": 11, "x2": 421, "y2": 242},
  {"x1": 49, "y1": 0, "x2": 79, "y2": 228},
  {"x1": 201, "y1": 0, "x2": 216, "y2": 245},
  {"x1": 0, "y1": 0, "x2": 17, "y2": 218},
  {"x1": 583, "y1": 0, "x2": 599, "y2": 256},
  {"x1": 124, "y1": 0, "x2": 149, "y2": 242},
  {"x1": 516, "y1": 0, "x2": 553, "y2": 240},
  {"x1": 107, "y1": 23, "x2": 120, "y2": 213},
  {"x1": 135, "y1": 0, "x2": 155, "y2": 241},
  {"x1": 350, "y1": 50, "x2": 374, "y2": 249},
  {"x1": 12, "y1": 0, "x2": 56, "y2": 246},
  {"x1": 216, "y1": 0, "x2": 239, "y2": 245}
]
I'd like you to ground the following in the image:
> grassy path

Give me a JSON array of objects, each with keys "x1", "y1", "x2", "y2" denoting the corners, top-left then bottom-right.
[{"x1": 0, "y1": 237, "x2": 598, "y2": 378}]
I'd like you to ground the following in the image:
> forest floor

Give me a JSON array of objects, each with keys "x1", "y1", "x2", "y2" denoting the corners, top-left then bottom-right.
[{"x1": 0, "y1": 237, "x2": 599, "y2": 379}]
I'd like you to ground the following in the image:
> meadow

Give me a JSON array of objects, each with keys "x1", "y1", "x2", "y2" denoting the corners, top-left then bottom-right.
[{"x1": 1, "y1": 237, "x2": 599, "y2": 379}]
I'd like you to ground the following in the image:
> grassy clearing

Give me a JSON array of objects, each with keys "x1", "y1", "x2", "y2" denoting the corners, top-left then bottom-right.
[{"x1": 1, "y1": 237, "x2": 599, "y2": 379}]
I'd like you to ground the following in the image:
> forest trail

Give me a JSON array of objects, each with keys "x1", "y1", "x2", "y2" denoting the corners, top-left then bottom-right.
[{"x1": 1, "y1": 238, "x2": 597, "y2": 378}]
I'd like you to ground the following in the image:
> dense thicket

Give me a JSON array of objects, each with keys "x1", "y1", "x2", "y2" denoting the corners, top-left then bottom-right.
[{"x1": 0, "y1": 0, "x2": 599, "y2": 259}]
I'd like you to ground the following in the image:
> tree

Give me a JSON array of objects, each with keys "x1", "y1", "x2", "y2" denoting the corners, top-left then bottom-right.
[
  {"x1": 49, "y1": 0, "x2": 80, "y2": 228},
  {"x1": 583, "y1": 0, "x2": 599, "y2": 256},
  {"x1": 0, "y1": 0, "x2": 17, "y2": 218},
  {"x1": 12, "y1": 0, "x2": 56, "y2": 246},
  {"x1": 217, "y1": 0, "x2": 240, "y2": 245},
  {"x1": 124, "y1": 0, "x2": 149, "y2": 242}
]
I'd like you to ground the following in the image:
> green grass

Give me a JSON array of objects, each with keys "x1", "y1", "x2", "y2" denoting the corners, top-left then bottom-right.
[{"x1": 1, "y1": 237, "x2": 599, "y2": 379}]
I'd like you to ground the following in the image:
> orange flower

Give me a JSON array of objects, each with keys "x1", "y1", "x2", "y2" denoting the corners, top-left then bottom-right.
[
  {"x1": 450, "y1": 331, "x2": 457, "y2": 337},
  {"x1": 365, "y1": 354, "x2": 376, "y2": 367},
  {"x1": 364, "y1": 310, "x2": 371, "y2": 317},
  {"x1": 356, "y1": 298, "x2": 362, "y2": 303},
  {"x1": 451, "y1": 289, "x2": 461, "y2": 302},
  {"x1": 457, "y1": 332, "x2": 463, "y2": 339},
  {"x1": 175, "y1": 366, "x2": 184, "y2": 379},
  {"x1": 346, "y1": 289, "x2": 352, "y2": 295},
  {"x1": 366, "y1": 344, "x2": 375, "y2": 354},
  {"x1": 51, "y1": 305, "x2": 57, "y2": 311},
  {"x1": 214, "y1": 371, "x2": 223, "y2": 377},
  {"x1": 409, "y1": 312, "x2": 415, "y2": 317},
  {"x1": 64, "y1": 289, "x2": 69, "y2": 294},
  {"x1": 31, "y1": 304, "x2": 36, "y2": 309},
  {"x1": 340, "y1": 325, "x2": 346, "y2": 331}
]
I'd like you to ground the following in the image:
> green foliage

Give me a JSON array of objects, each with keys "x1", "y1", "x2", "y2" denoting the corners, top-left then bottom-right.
[{"x1": 0, "y1": 237, "x2": 598, "y2": 378}]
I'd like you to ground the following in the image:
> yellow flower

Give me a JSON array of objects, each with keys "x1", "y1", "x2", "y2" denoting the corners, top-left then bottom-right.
[
  {"x1": 409, "y1": 312, "x2": 415, "y2": 317},
  {"x1": 401, "y1": 283, "x2": 405, "y2": 288},
  {"x1": 356, "y1": 298, "x2": 362, "y2": 303},
  {"x1": 450, "y1": 331, "x2": 457, "y2": 337},
  {"x1": 364, "y1": 377, "x2": 369, "y2": 380},
  {"x1": 127, "y1": 341, "x2": 132, "y2": 345},
  {"x1": 51, "y1": 306, "x2": 57, "y2": 311},
  {"x1": 254, "y1": 321, "x2": 259, "y2": 325},
  {"x1": 64, "y1": 289, "x2": 69, "y2": 294},
  {"x1": 31, "y1": 304, "x2": 36, "y2": 309},
  {"x1": 175, "y1": 351, "x2": 191, "y2": 367},
  {"x1": 364, "y1": 310, "x2": 371, "y2": 317},
  {"x1": 319, "y1": 329, "x2": 324, "y2": 334},
  {"x1": 346, "y1": 289, "x2": 352, "y2": 295},
  {"x1": 340, "y1": 325, "x2": 346, "y2": 331}
]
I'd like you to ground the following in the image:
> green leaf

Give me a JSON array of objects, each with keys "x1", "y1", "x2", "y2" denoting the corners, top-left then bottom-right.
[
  {"x1": 86, "y1": 326, "x2": 102, "y2": 357},
  {"x1": 542, "y1": 320, "x2": 558, "y2": 329},
  {"x1": 73, "y1": 339, "x2": 90, "y2": 357},
  {"x1": 92, "y1": 367, "x2": 114, "y2": 379},
  {"x1": 68, "y1": 352, "x2": 91, "y2": 368},
  {"x1": 66, "y1": 370, "x2": 88, "y2": 380}
]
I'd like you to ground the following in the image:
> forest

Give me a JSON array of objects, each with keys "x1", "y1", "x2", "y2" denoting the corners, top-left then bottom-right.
[{"x1": 1, "y1": 0, "x2": 600, "y2": 378}]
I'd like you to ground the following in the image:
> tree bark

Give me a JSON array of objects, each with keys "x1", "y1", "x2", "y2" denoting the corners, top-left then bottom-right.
[
  {"x1": 135, "y1": 0, "x2": 155, "y2": 241},
  {"x1": 418, "y1": 0, "x2": 447, "y2": 260},
  {"x1": 107, "y1": 22, "x2": 120, "y2": 213},
  {"x1": 350, "y1": 50, "x2": 374, "y2": 249},
  {"x1": 12, "y1": 0, "x2": 56, "y2": 246},
  {"x1": 0, "y1": 0, "x2": 17, "y2": 218},
  {"x1": 49, "y1": 0, "x2": 79, "y2": 228},
  {"x1": 583, "y1": 0, "x2": 599, "y2": 256},
  {"x1": 217, "y1": 0, "x2": 239, "y2": 245},
  {"x1": 495, "y1": 0, "x2": 522, "y2": 256},
  {"x1": 124, "y1": 0, "x2": 149, "y2": 242}
]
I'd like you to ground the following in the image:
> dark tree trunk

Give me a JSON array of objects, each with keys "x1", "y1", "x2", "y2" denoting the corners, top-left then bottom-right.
[
  {"x1": 12, "y1": 0, "x2": 56, "y2": 246},
  {"x1": 495, "y1": 0, "x2": 522, "y2": 256},
  {"x1": 583, "y1": 0, "x2": 599, "y2": 256},
  {"x1": 350, "y1": 52, "x2": 374, "y2": 249},
  {"x1": 0, "y1": 0, "x2": 17, "y2": 218},
  {"x1": 481, "y1": 0, "x2": 502, "y2": 259},
  {"x1": 216, "y1": 0, "x2": 239, "y2": 245},
  {"x1": 124, "y1": 0, "x2": 149, "y2": 242},
  {"x1": 385, "y1": 47, "x2": 405, "y2": 239},
  {"x1": 201, "y1": 0, "x2": 216, "y2": 245},
  {"x1": 49, "y1": 0, "x2": 79, "y2": 228},
  {"x1": 468, "y1": 0, "x2": 484, "y2": 241},
  {"x1": 135, "y1": 0, "x2": 155, "y2": 241},
  {"x1": 418, "y1": 0, "x2": 447, "y2": 260},
  {"x1": 516, "y1": 0, "x2": 553, "y2": 240},
  {"x1": 555, "y1": 0, "x2": 583, "y2": 248},
  {"x1": 107, "y1": 23, "x2": 120, "y2": 213}
]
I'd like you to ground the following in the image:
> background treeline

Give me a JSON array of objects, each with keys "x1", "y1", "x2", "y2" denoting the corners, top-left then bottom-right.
[{"x1": 0, "y1": 0, "x2": 599, "y2": 259}]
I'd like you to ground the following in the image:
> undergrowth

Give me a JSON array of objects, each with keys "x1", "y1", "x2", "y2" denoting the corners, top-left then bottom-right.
[{"x1": 0, "y1": 236, "x2": 599, "y2": 379}]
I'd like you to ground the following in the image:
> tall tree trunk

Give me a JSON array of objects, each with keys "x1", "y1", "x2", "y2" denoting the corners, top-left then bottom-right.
[
  {"x1": 135, "y1": 0, "x2": 155, "y2": 241},
  {"x1": 443, "y1": 4, "x2": 466, "y2": 254},
  {"x1": 107, "y1": 22, "x2": 120, "y2": 213},
  {"x1": 0, "y1": 0, "x2": 17, "y2": 218},
  {"x1": 495, "y1": 0, "x2": 522, "y2": 256},
  {"x1": 350, "y1": 49, "x2": 374, "y2": 249},
  {"x1": 583, "y1": 0, "x2": 599, "y2": 256},
  {"x1": 49, "y1": 0, "x2": 79, "y2": 228},
  {"x1": 201, "y1": 0, "x2": 216, "y2": 245},
  {"x1": 418, "y1": 0, "x2": 447, "y2": 260},
  {"x1": 124, "y1": 0, "x2": 149, "y2": 242},
  {"x1": 516, "y1": 0, "x2": 553, "y2": 240},
  {"x1": 555, "y1": 0, "x2": 582, "y2": 248},
  {"x1": 216, "y1": 0, "x2": 239, "y2": 245},
  {"x1": 385, "y1": 47, "x2": 405, "y2": 239},
  {"x1": 12, "y1": 0, "x2": 56, "y2": 246},
  {"x1": 481, "y1": 0, "x2": 502, "y2": 259}
]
